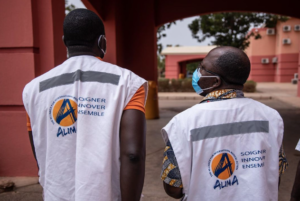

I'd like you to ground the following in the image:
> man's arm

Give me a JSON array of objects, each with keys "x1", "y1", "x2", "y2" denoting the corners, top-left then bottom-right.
[
  {"x1": 291, "y1": 159, "x2": 300, "y2": 201},
  {"x1": 120, "y1": 109, "x2": 146, "y2": 201},
  {"x1": 163, "y1": 182, "x2": 183, "y2": 199},
  {"x1": 161, "y1": 140, "x2": 184, "y2": 199}
]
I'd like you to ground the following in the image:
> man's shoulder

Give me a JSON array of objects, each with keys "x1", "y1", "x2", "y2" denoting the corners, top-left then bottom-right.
[
  {"x1": 170, "y1": 104, "x2": 200, "y2": 122},
  {"x1": 68, "y1": 56, "x2": 146, "y2": 82},
  {"x1": 23, "y1": 71, "x2": 47, "y2": 92},
  {"x1": 246, "y1": 98, "x2": 282, "y2": 118},
  {"x1": 23, "y1": 64, "x2": 62, "y2": 92},
  {"x1": 174, "y1": 98, "x2": 282, "y2": 120}
]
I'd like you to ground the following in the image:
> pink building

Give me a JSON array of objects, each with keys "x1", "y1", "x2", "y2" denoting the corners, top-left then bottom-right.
[
  {"x1": 162, "y1": 46, "x2": 217, "y2": 79},
  {"x1": 163, "y1": 18, "x2": 300, "y2": 83},
  {"x1": 246, "y1": 17, "x2": 300, "y2": 82}
]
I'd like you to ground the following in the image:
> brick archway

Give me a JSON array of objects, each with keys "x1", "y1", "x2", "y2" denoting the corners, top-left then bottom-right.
[
  {"x1": 163, "y1": 53, "x2": 206, "y2": 78},
  {"x1": 84, "y1": 0, "x2": 300, "y2": 95}
]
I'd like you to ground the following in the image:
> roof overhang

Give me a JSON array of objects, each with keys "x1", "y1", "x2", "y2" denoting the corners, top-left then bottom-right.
[{"x1": 161, "y1": 46, "x2": 218, "y2": 55}]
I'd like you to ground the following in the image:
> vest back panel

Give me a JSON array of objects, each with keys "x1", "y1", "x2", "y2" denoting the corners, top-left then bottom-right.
[
  {"x1": 23, "y1": 56, "x2": 147, "y2": 201},
  {"x1": 162, "y1": 98, "x2": 283, "y2": 201}
]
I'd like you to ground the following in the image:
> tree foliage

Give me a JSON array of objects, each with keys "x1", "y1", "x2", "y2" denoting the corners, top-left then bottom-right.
[
  {"x1": 188, "y1": 13, "x2": 288, "y2": 50},
  {"x1": 157, "y1": 55, "x2": 165, "y2": 77},
  {"x1": 65, "y1": 0, "x2": 76, "y2": 14},
  {"x1": 186, "y1": 61, "x2": 200, "y2": 74},
  {"x1": 157, "y1": 21, "x2": 177, "y2": 53},
  {"x1": 157, "y1": 22, "x2": 178, "y2": 77}
]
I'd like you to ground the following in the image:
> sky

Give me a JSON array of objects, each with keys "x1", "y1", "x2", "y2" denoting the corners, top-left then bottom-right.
[
  {"x1": 68, "y1": 0, "x2": 212, "y2": 51},
  {"x1": 158, "y1": 17, "x2": 212, "y2": 48}
]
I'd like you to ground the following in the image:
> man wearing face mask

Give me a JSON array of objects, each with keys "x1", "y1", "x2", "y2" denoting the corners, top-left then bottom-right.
[
  {"x1": 23, "y1": 9, "x2": 148, "y2": 201},
  {"x1": 160, "y1": 46, "x2": 287, "y2": 201}
]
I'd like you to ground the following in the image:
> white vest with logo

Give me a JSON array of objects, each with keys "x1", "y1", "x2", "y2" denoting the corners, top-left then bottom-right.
[
  {"x1": 23, "y1": 55, "x2": 148, "y2": 201},
  {"x1": 162, "y1": 98, "x2": 283, "y2": 201}
]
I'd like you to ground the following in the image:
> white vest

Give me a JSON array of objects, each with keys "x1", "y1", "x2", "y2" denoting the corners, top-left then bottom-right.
[
  {"x1": 23, "y1": 55, "x2": 148, "y2": 201},
  {"x1": 162, "y1": 98, "x2": 283, "y2": 201}
]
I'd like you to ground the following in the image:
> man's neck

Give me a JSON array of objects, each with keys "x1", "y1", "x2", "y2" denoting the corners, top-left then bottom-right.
[
  {"x1": 214, "y1": 84, "x2": 243, "y2": 91},
  {"x1": 67, "y1": 46, "x2": 99, "y2": 58},
  {"x1": 203, "y1": 85, "x2": 243, "y2": 96},
  {"x1": 68, "y1": 52, "x2": 97, "y2": 58}
]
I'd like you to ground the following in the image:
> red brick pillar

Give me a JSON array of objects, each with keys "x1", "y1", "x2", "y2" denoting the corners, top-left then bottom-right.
[
  {"x1": 83, "y1": 0, "x2": 157, "y2": 81},
  {"x1": 0, "y1": 0, "x2": 65, "y2": 176},
  {"x1": 84, "y1": 0, "x2": 159, "y2": 119}
]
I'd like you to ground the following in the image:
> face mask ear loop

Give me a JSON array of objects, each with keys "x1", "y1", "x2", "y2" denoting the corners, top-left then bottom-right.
[
  {"x1": 201, "y1": 86, "x2": 215, "y2": 91},
  {"x1": 98, "y1": 35, "x2": 107, "y2": 55},
  {"x1": 199, "y1": 75, "x2": 220, "y2": 91}
]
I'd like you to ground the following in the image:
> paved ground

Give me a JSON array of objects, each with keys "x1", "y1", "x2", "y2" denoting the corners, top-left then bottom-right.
[{"x1": 1, "y1": 82, "x2": 299, "y2": 200}]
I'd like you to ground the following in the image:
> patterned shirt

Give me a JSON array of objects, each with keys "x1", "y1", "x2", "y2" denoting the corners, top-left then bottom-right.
[
  {"x1": 279, "y1": 145, "x2": 288, "y2": 176},
  {"x1": 161, "y1": 89, "x2": 288, "y2": 187},
  {"x1": 161, "y1": 140, "x2": 183, "y2": 188}
]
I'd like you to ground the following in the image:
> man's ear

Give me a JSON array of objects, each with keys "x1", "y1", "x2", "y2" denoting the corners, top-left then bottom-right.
[
  {"x1": 62, "y1": 36, "x2": 67, "y2": 46},
  {"x1": 98, "y1": 35, "x2": 107, "y2": 58},
  {"x1": 213, "y1": 76, "x2": 221, "y2": 88}
]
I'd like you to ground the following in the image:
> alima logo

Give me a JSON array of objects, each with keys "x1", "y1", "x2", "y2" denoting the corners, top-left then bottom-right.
[
  {"x1": 208, "y1": 150, "x2": 239, "y2": 190},
  {"x1": 211, "y1": 152, "x2": 235, "y2": 180},
  {"x1": 49, "y1": 96, "x2": 78, "y2": 137},
  {"x1": 52, "y1": 99, "x2": 77, "y2": 127}
]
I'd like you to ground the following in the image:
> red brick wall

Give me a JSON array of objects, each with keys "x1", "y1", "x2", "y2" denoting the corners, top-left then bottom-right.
[{"x1": 0, "y1": 0, "x2": 65, "y2": 176}]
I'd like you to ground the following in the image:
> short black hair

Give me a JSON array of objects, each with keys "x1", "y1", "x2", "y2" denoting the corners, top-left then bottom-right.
[
  {"x1": 213, "y1": 47, "x2": 250, "y2": 85},
  {"x1": 63, "y1": 9, "x2": 105, "y2": 47}
]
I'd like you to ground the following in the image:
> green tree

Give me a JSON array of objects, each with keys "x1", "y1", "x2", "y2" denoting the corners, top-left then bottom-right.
[
  {"x1": 186, "y1": 61, "x2": 200, "y2": 74},
  {"x1": 65, "y1": 0, "x2": 76, "y2": 14},
  {"x1": 157, "y1": 22, "x2": 179, "y2": 77},
  {"x1": 188, "y1": 13, "x2": 288, "y2": 50},
  {"x1": 157, "y1": 55, "x2": 165, "y2": 77},
  {"x1": 157, "y1": 22, "x2": 177, "y2": 53}
]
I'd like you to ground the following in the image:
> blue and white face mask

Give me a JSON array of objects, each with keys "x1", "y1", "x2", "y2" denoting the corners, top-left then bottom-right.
[
  {"x1": 192, "y1": 68, "x2": 203, "y2": 94},
  {"x1": 192, "y1": 68, "x2": 219, "y2": 95}
]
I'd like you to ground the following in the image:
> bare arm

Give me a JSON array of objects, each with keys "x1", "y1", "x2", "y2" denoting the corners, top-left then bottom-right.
[
  {"x1": 120, "y1": 109, "x2": 146, "y2": 201},
  {"x1": 291, "y1": 159, "x2": 300, "y2": 201},
  {"x1": 163, "y1": 182, "x2": 183, "y2": 199}
]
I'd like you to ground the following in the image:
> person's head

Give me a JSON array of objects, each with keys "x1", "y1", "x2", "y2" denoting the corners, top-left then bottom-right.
[
  {"x1": 63, "y1": 9, "x2": 106, "y2": 58},
  {"x1": 195, "y1": 46, "x2": 251, "y2": 96}
]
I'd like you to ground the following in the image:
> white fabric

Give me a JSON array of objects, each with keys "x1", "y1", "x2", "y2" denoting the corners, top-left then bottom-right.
[
  {"x1": 162, "y1": 98, "x2": 283, "y2": 201},
  {"x1": 23, "y1": 55, "x2": 148, "y2": 201},
  {"x1": 296, "y1": 139, "x2": 300, "y2": 151}
]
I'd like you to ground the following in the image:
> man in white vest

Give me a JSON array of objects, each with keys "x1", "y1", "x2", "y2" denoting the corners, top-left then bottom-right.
[
  {"x1": 23, "y1": 9, "x2": 148, "y2": 201},
  {"x1": 160, "y1": 46, "x2": 287, "y2": 201}
]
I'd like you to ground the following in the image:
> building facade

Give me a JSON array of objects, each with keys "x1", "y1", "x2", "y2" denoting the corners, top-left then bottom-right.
[
  {"x1": 162, "y1": 46, "x2": 217, "y2": 79},
  {"x1": 245, "y1": 17, "x2": 300, "y2": 82},
  {"x1": 163, "y1": 18, "x2": 300, "y2": 83}
]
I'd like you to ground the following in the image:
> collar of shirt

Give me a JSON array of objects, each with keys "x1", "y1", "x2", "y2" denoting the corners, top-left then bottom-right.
[{"x1": 201, "y1": 89, "x2": 244, "y2": 103}]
